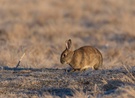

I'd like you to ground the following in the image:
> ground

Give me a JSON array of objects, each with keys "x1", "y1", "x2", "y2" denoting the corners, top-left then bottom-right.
[
  {"x1": 0, "y1": 66, "x2": 135, "y2": 98},
  {"x1": 0, "y1": 0, "x2": 135, "y2": 98}
]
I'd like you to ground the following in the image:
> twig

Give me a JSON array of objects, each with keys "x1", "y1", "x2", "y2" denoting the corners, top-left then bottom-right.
[
  {"x1": 94, "y1": 84, "x2": 97, "y2": 97},
  {"x1": 15, "y1": 53, "x2": 25, "y2": 68},
  {"x1": 123, "y1": 64, "x2": 135, "y2": 82}
]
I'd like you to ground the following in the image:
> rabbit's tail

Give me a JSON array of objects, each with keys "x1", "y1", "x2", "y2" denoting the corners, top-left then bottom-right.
[
  {"x1": 94, "y1": 58, "x2": 103, "y2": 70},
  {"x1": 94, "y1": 64, "x2": 99, "y2": 70}
]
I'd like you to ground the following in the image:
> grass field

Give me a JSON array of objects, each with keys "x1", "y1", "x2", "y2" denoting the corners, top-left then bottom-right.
[{"x1": 0, "y1": 0, "x2": 135, "y2": 97}]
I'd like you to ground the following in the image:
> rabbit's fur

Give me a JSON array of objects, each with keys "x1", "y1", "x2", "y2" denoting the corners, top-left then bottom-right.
[{"x1": 60, "y1": 39, "x2": 103, "y2": 72}]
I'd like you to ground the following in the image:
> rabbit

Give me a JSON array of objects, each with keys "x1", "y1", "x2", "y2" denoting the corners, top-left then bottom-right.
[{"x1": 60, "y1": 39, "x2": 103, "y2": 72}]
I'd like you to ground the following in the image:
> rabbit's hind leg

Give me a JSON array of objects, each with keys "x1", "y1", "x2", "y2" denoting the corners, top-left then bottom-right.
[{"x1": 80, "y1": 68, "x2": 88, "y2": 72}]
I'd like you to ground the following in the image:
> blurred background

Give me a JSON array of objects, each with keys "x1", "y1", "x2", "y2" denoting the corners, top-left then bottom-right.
[{"x1": 0, "y1": 0, "x2": 135, "y2": 69}]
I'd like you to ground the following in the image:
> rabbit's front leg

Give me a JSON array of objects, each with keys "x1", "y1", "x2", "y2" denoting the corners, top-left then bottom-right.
[{"x1": 69, "y1": 69, "x2": 80, "y2": 72}]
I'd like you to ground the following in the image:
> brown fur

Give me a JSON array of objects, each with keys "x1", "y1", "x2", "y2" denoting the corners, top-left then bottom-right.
[{"x1": 60, "y1": 39, "x2": 103, "y2": 72}]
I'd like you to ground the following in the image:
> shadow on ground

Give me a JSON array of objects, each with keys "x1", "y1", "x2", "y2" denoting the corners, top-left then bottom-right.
[{"x1": 0, "y1": 65, "x2": 135, "y2": 97}]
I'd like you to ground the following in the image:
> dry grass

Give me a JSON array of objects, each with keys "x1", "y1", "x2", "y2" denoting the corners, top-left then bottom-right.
[
  {"x1": 0, "y1": 0, "x2": 135, "y2": 69},
  {"x1": 0, "y1": 0, "x2": 135, "y2": 97}
]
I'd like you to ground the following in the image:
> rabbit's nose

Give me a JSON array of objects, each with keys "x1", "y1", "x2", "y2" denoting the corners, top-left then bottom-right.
[
  {"x1": 61, "y1": 59, "x2": 67, "y2": 64},
  {"x1": 60, "y1": 59, "x2": 64, "y2": 64}
]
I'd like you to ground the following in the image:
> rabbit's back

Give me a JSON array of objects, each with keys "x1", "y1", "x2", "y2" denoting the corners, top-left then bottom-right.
[{"x1": 70, "y1": 46, "x2": 103, "y2": 70}]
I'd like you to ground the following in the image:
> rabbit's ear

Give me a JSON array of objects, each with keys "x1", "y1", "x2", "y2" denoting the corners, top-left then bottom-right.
[{"x1": 66, "y1": 39, "x2": 72, "y2": 50}]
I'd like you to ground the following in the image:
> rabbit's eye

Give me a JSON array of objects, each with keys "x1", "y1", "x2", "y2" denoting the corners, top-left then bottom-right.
[{"x1": 63, "y1": 54, "x2": 66, "y2": 57}]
